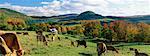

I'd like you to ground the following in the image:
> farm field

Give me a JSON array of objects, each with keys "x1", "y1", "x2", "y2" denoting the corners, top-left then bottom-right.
[
  {"x1": 5, "y1": 31, "x2": 150, "y2": 56},
  {"x1": 0, "y1": 1, "x2": 150, "y2": 56}
]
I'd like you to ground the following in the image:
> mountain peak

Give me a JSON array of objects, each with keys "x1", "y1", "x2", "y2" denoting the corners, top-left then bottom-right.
[{"x1": 77, "y1": 11, "x2": 104, "y2": 20}]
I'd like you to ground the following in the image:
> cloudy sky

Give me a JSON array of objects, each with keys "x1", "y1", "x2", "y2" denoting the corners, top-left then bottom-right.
[{"x1": 0, "y1": 0, "x2": 150, "y2": 16}]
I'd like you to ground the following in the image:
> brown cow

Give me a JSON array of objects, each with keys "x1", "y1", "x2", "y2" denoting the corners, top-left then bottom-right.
[
  {"x1": 0, "y1": 33, "x2": 24, "y2": 56},
  {"x1": 97, "y1": 42, "x2": 107, "y2": 56},
  {"x1": 16, "y1": 32, "x2": 22, "y2": 34},
  {"x1": 129, "y1": 48, "x2": 135, "y2": 51},
  {"x1": 23, "y1": 32, "x2": 29, "y2": 35},
  {"x1": 36, "y1": 35, "x2": 48, "y2": 46},
  {"x1": 134, "y1": 49, "x2": 148, "y2": 56},
  {"x1": 76, "y1": 40, "x2": 87, "y2": 48},
  {"x1": 36, "y1": 30, "x2": 48, "y2": 46},
  {"x1": 0, "y1": 36, "x2": 14, "y2": 56},
  {"x1": 106, "y1": 46, "x2": 119, "y2": 53}
]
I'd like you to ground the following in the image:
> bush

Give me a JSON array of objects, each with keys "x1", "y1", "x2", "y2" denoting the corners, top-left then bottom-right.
[{"x1": 144, "y1": 37, "x2": 150, "y2": 43}]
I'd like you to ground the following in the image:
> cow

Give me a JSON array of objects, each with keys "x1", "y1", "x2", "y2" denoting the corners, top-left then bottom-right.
[
  {"x1": 36, "y1": 30, "x2": 48, "y2": 46},
  {"x1": 0, "y1": 36, "x2": 14, "y2": 56},
  {"x1": 76, "y1": 40, "x2": 87, "y2": 48},
  {"x1": 134, "y1": 49, "x2": 148, "y2": 56},
  {"x1": 49, "y1": 28, "x2": 58, "y2": 41},
  {"x1": 129, "y1": 48, "x2": 135, "y2": 51},
  {"x1": 36, "y1": 35, "x2": 48, "y2": 46},
  {"x1": 22, "y1": 32, "x2": 31, "y2": 40},
  {"x1": 0, "y1": 33, "x2": 24, "y2": 56},
  {"x1": 106, "y1": 46, "x2": 119, "y2": 53},
  {"x1": 97, "y1": 42, "x2": 107, "y2": 56},
  {"x1": 16, "y1": 32, "x2": 22, "y2": 35},
  {"x1": 23, "y1": 32, "x2": 29, "y2": 35}
]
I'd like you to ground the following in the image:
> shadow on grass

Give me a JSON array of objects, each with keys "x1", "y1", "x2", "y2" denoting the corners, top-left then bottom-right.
[{"x1": 79, "y1": 53, "x2": 92, "y2": 56}]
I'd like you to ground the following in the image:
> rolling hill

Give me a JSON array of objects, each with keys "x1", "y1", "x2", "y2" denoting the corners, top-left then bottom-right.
[
  {"x1": 0, "y1": 8, "x2": 150, "y2": 24},
  {"x1": 0, "y1": 8, "x2": 31, "y2": 20},
  {"x1": 106, "y1": 15, "x2": 150, "y2": 23},
  {"x1": 77, "y1": 11, "x2": 104, "y2": 20}
]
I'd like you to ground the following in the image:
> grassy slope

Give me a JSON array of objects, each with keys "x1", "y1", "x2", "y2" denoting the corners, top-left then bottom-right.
[{"x1": 5, "y1": 31, "x2": 150, "y2": 56}]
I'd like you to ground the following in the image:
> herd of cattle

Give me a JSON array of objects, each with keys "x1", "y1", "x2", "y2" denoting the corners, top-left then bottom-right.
[{"x1": 0, "y1": 30, "x2": 149, "y2": 56}]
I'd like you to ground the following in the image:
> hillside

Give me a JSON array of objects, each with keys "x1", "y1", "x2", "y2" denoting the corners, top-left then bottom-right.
[
  {"x1": 125, "y1": 15, "x2": 150, "y2": 23},
  {"x1": 0, "y1": 8, "x2": 31, "y2": 20},
  {"x1": 77, "y1": 11, "x2": 104, "y2": 20},
  {"x1": 106, "y1": 15, "x2": 150, "y2": 23}
]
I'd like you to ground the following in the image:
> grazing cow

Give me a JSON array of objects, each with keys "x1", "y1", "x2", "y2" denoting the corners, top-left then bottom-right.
[
  {"x1": 129, "y1": 48, "x2": 135, "y2": 51},
  {"x1": 36, "y1": 35, "x2": 48, "y2": 46},
  {"x1": 70, "y1": 41, "x2": 75, "y2": 47},
  {"x1": 134, "y1": 49, "x2": 148, "y2": 56},
  {"x1": 106, "y1": 46, "x2": 119, "y2": 53},
  {"x1": 97, "y1": 42, "x2": 107, "y2": 56},
  {"x1": 49, "y1": 28, "x2": 58, "y2": 41},
  {"x1": 23, "y1": 32, "x2": 29, "y2": 35},
  {"x1": 76, "y1": 40, "x2": 87, "y2": 48},
  {"x1": 22, "y1": 32, "x2": 31, "y2": 40},
  {"x1": 16, "y1": 32, "x2": 22, "y2": 34},
  {"x1": 36, "y1": 30, "x2": 48, "y2": 46},
  {"x1": 65, "y1": 37, "x2": 68, "y2": 39},
  {"x1": 0, "y1": 36, "x2": 14, "y2": 56},
  {"x1": 0, "y1": 33, "x2": 24, "y2": 56}
]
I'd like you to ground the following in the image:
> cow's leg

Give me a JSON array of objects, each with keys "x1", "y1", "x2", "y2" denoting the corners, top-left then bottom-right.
[
  {"x1": 58, "y1": 37, "x2": 60, "y2": 41},
  {"x1": 77, "y1": 44, "x2": 79, "y2": 47},
  {"x1": 51, "y1": 37, "x2": 53, "y2": 41},
  {"x1": 84, "y1": 44, "x2": 87, "y2": 48},
  {"x1": 72, "y1": 42, "x2": 75, "y2": 47},
  {"x1": 98, "y1": 52, "x2": 102, "y2": 56},
  {"x1": 36, "y1": 36, "x2": 39, "y2": 47},
  {"x1": 43, "y1": 36, "x2": 48, "y2": 46},
  {"x1": 53, "y1": 36, "x2": 55, "y2": 41},
  {"x1": 44, "y1": 41, "x2": 48, "y2": 46}
]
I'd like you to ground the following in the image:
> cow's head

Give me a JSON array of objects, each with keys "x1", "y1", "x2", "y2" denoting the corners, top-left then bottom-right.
[{"x1": 16, "y1": 49, "x2": 24, "y2": 56}]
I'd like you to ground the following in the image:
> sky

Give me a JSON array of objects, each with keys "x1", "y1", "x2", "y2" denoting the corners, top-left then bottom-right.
[{"x1": 0, "y1": 0, "x2": 150, "y2": 16}]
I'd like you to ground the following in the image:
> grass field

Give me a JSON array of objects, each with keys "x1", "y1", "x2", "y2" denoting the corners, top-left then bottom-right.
[{"x1": 4, "y1": 31, "x2": 150, "y2": 56}]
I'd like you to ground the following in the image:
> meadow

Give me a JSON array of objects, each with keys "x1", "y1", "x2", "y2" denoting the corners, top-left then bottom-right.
[{"x1": 5, "y1": 31, "x2": 150, "y2": 56}]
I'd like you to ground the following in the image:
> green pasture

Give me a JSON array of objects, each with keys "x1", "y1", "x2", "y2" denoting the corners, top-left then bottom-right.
[{"x1": 4, "y1": 31, "x2": 150, "y2": 56}]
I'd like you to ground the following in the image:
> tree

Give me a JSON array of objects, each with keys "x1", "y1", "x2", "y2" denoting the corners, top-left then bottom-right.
[
  {"x1": 137, "y1": 22, "x2": 150, "y2": 42},
  {"x1": 82, "y1": 20, "x2": 102, "y2": 38},
  {"x1": 113, "y1": 20, "x2": 127, "y2": 41},
  {"x1": 126, "y1": 23, "x2": 139, "y2": 42}
]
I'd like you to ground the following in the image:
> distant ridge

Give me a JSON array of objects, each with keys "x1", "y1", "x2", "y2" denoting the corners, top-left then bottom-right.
[{"x1": 0, "y1": 8, "x2": 150, "y2": 23}]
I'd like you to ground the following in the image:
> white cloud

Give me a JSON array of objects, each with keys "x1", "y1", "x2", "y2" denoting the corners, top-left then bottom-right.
[
  {"x1": 41, "y1": 2, "x2": 50, "y2": 4},
  {"x1": 0, "y1": 0, "x2": 150, "y2": 16}
]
